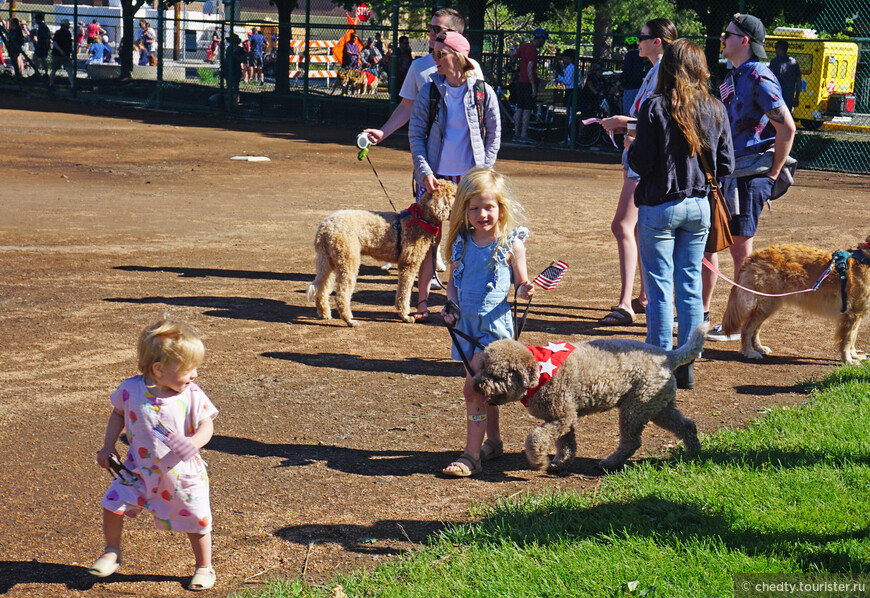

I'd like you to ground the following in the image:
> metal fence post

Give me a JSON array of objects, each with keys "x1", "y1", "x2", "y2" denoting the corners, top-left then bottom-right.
[
  {"x1": 73, "y1": 0, "x2": 78, "y2": 98},
  {"x1": 388, "y1": 0, "x2": 398, "y2": 110},
  {"x1": 570, "y1": 0, "x2": 583, "y2": 147},
  {"x1": 302, "y1": 0, "x2": 311, "y2": 121},
  {"x1": 157, "y1": 4, "x2": 164, "y2": 107}
]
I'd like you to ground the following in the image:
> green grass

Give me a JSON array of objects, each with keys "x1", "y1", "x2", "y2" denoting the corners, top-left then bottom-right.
[{"x1": 234, "y1": 362, "x2": 870, "y2": 598}]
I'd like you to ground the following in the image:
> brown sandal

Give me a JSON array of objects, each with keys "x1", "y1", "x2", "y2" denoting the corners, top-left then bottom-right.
[
  {"x1": 442, "y1": 452, "x2": 482, "y2": 477},
  {"x1": 599, "y1": 307, "x2": 633, "y2": 326},
  {"x1": 481, "y1": 439, "x2": 504, "y2": 462}
]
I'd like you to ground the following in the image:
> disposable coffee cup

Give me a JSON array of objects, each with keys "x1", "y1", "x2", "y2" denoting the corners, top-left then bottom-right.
[{"x1": 626, "y1": 120, "x2": 637, "y2": 136}]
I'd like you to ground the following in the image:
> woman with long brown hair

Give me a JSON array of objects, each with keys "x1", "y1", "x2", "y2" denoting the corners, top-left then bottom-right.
[
  {"x1": 626, "y1": 38, "x2": 734, "y2": 388},
  {"x1": 598, "y1": 18, "x2": 678, "y2": 326}
]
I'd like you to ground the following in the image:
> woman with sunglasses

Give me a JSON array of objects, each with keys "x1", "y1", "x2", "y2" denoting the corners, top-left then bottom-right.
[
  {"x1": 408, "y1": 31, "x2": 501, "y2": 323},
  {"x1": 626, "y1": 39, "x2": 734, "y2": 388},
  {"x1": 597, "y1": 18, "x2": 677, "y2": 327}
]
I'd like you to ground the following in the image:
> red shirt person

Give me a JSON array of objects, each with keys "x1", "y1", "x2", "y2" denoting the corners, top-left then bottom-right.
[{"x1": 512, "y1": 28, "x2": 547, "y2": 142}]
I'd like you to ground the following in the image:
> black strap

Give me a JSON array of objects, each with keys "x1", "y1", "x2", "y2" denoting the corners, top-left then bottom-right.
[
  {"x1": 443, "y1": 299, "x2": 485, "y2": 376},
  {"x1": 427, "y1": 79, "x2": 487, "y2": 141},
  {"x1": 394, "y1": 213, "x2": 402, "y2": 255},
  {"x1": 512, "y1": 288, "x2": 533, "y2": 341},
  {"x1": 366, "y1": 153, "x2": 399, "y2": 212}
]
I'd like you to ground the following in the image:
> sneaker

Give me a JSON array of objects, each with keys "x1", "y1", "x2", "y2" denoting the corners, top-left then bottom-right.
[
  {"x1": 706, "y1": 323, "x2": 740, "y2": 342},
  {"x1": 380, "y1": 262, "x2": 394, "y2": 271}
]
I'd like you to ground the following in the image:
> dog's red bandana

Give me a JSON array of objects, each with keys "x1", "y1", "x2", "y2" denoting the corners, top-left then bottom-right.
[
  {"x1": 402, "y1": 202, "x2": 440, "y2": 236},
  {"x1": 521, "y1": 342, "x2": 577, "y2": 407}
]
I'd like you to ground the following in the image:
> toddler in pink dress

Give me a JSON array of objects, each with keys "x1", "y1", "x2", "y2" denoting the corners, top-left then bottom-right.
[{"x1": 90, "y1": 314, "x2": 218, "y2": 591}]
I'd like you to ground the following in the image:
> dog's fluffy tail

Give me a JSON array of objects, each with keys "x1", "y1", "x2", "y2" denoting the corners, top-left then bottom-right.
[
  {"x1": 667, "y1": 321, "x2": 710, "y2": 369},
  {"x1": 721, "y1": 273, "x2": 756, "y2": 335}
]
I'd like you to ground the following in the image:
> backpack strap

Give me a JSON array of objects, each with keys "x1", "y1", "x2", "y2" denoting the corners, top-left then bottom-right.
[
  {"x1": 473, "y1": 79, "x2": 486, "y2": 140},
  {"x1": 426, "y1": 82, "x2": 441, "y2": 138}
]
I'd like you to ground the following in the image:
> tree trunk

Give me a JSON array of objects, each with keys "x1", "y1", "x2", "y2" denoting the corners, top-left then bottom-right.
[
  {"x1": 120, "y1": 0, "x2": 147, "y2": 79},
  {"x1": 465, "y1": 0, "x2": 485, "y2": 62},
  {"x1": 592, "y1": 9, "x2": 611, "y2": 60}
]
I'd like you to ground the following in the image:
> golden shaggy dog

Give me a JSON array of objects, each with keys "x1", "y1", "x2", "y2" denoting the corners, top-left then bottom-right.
[
  {"x1": 307, "y1": 182, "x2": 455, "y2": 326},
  {"x1": 473, "y1": 323, "x2": 708, "y2": 474},
  {"x1": 720, "y1": 237, "x2": 870, "y2": 364}
]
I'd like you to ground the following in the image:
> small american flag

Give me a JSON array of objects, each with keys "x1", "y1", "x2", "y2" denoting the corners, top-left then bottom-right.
[
  {"x1": 719, "y1": 77, "x2": 735, "y2": 102},
  {"x1": 533, "y1": 261, "x2": 569, "y2": 290}
]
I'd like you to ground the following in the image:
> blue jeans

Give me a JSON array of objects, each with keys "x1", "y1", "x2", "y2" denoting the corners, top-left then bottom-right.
[{"x1": 637, "y1": 196, "x2": 710, "y2": 350}]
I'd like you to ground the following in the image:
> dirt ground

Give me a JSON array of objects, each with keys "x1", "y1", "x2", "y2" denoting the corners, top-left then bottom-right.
[{"x1": 1, "y1": 95, "x2": 868, "y2": 597}]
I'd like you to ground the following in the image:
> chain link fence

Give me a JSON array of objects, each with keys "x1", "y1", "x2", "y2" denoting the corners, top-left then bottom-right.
[{"x1": 2, "y1": 0, "x2": 868, "y2": 173}]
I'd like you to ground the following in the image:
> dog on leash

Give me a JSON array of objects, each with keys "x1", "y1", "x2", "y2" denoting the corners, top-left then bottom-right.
[
  {"x1": 720, "y1": 237, "x2": 870, "y2": 364},
  {"x1": 307, "y1": 182, "x2": 455, "y2": 326},
  {"x1": 473, "y1": 323, "x2": 708, "y2": 474}
]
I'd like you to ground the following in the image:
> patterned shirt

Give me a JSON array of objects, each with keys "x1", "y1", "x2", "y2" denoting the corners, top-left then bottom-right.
[{"x1": 720, "y1": 60, "x2": 785, "y2": 157}]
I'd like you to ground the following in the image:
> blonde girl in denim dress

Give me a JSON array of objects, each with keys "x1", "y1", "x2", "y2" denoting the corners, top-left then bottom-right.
[{"x1": 440, "y1": 168, "x2": 534, "y2": 477}]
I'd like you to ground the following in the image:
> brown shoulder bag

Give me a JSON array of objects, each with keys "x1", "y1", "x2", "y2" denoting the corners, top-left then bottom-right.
[{"x1": 698, "y1": 151, "x2": 733, "y2": 254}]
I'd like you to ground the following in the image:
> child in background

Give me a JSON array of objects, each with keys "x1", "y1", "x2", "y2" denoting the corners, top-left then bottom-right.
[
  {"x1": 440, "y1": 168, "x2": 533, "y2": 477},
  {"x1": 90, "y1": 314, "x2": 218, "y2": 591}
]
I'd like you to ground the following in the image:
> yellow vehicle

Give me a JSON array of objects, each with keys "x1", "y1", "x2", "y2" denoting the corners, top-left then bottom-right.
[{"x1": 764, "y1": 27, "x2": 859, "y2": 129}]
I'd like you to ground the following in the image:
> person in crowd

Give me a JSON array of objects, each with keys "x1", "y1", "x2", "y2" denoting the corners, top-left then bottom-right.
[
  {"x1": 362, "y1": 8, "x2": 484, "y2": 284},
  {"x1": 598, "y1": 18, "x2": 677, "y2": 326},
  {"x1": 137, "y1": 20, "x2": 154, "y2": 65},
  {"x1": 395, "y1": 35, "x2": 413, "y2": 88},
  {"x1": 440, "y1": 168, "x2": 533, "y2": 477},
  {"x1": 0, "y1": 19, "x2": 7, "y2": 68},
  {"x1": 408, "y1": 30, "x2": 501, "y2": 323},
  {"x1": 620, "y1": 41, "x2": 645, "y2": 114},
  {"x1": 87, "y1": 36, "x2": 107, "y2": 64},
  {"x1": 206, "y1": 27, "x2": 220, "y2": 63},
  {"x1": 768, "y1": 39, "x2": 801, "y2": 112},
  {"x1": 360, "y1": 37, "x2": 381, "y2": 72},
  {"x1": 555, "y1": 48, "x2": 578, "y2": 143},
  {"x1": 578, "y1": 61, "x2": 605, "y2": 116},
  {"x1": 626, "y1": 38, "x2": 735, "y2": 389},
  {"x1": 50, "y1": 19, "x2": 75, "y2": 89},
  {"x1": 89, "y1": 314, "x2": 218, "y2": 591},
  {"x1": 704, "y1": 14, "x2": 796, "y2": 341},
  {"x1": 7, "y1": 18, "x2": 27, "y2": 74},
  {"x1": 248, "y1": 27, "x2": 267, "y2": 85},
  {"x1": 342, "y1": 32, "x2": 361, "y2": 69},
  {"x1": 373, "y1": 31, "x2": 384, "y2": 54},
  {"x1": 31, "y1": 12, "x2": 51, "y2": 77},
  {"x1": 512, "y1": 27, "x2": 547, "y2": 143},
  {"x1": 86, "y1": 19, "x2": 105, "y2": 45}
]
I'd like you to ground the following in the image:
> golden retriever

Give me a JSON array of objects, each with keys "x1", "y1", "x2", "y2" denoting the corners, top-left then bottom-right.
[{"x1": 720, "y1": 237, "x2": 870, "y2": 364}]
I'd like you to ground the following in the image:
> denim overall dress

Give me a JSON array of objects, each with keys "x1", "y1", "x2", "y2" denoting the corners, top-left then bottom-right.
[{"x1": 450, "y1": 227, "x2": 529, "y2": 361}]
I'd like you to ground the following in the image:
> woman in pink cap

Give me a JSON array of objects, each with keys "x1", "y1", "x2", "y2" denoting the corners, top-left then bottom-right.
[{"x1": 408, "y1": 30, "x2": 501, "y2": 322}]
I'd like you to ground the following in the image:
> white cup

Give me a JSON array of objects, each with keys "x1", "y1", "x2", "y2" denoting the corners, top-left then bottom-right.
[{"x1": 626, "y1": 121, "x2": 637, "y2": 136}]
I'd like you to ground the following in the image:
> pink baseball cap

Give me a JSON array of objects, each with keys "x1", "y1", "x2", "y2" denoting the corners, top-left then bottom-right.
[{"x1": 438, "y1": 31, "x2": 470, "y2": 57}]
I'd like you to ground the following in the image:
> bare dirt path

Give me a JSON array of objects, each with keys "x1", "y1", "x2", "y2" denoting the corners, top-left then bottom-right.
[{"x1": 0, "y1": 96, "x2": 867, "y2": 597}]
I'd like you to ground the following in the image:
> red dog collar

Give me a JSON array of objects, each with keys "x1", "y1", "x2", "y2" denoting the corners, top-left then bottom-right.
[
  {"x1": 403, "y1": 202, "x2": 440, "y2": 237},
  {"x1": 521, "y1": 342, "x2": 577, "y2": 407}
]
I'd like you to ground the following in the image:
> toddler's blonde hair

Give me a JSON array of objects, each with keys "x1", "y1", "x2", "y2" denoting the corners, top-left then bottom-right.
[
  {"x1": 445, "y1": 168, "x2": 526, "y2": 256},
  {"x1": 137, "y1": 313, "x2": 205, "y2": 377}
]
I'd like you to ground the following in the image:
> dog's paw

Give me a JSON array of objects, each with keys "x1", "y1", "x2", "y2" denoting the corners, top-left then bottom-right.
[
  {"x1": 757, "y1": 345, "x2": 772, "y2": 355},
  {"x1": 546, "y1": 460, "x2": 571, "y2": 477},
  {"x1": 743, "y1": 349, "x2": 765, "y2": 360},
  {"x1": 344, "y1": 319, "x2": 360, "y2": 327},
  {"x1": 400, "y1": 314, "x2": 414, "y2": 323},
  {"x1": 598, "y1": 457, "x2": 626, "y2": 472},
  {"x1": 524, "y1": 451, "x2": 549, "y2": 471}
]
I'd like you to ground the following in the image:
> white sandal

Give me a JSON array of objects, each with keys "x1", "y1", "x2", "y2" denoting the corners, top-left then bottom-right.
[
  {"x1": 189, "y1": 566, "x2": 216, "y2": 591},
  {"x1": 88, "y1": 547, "x2": 121, "y2": 578}
]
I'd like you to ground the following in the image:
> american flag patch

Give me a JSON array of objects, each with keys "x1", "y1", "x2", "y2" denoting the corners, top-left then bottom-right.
[
  {"x1": 533, "y1": 261, "x2": 569, "y2": 290},
  {"x1": 719, "y1": 77, "x2": 735, "y2": 102}
]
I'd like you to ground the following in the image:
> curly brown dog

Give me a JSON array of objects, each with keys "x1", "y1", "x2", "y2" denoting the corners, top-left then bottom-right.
[
  {"x1": 307, "y1": 182, "x2": 455, "y2": 326},
  {"x1": 721, "y1": 237, "x2": 870, "y2": 364},
  {"x1": 473, "y1": 323, "x2": 708, "y2": 474}
]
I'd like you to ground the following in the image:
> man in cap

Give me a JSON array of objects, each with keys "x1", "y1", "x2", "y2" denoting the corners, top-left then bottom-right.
[
  {"x1": 512, "y1": 27, "x2": 548, "y2": 143},
  {"x1": 704, "y1": 13, "x2": 797, "y2": 341}
]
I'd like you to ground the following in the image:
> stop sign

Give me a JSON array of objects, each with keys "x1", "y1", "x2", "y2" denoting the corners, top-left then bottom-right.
[{"x1": 356, "y1": 4, "x2": 371, "y2": 22}]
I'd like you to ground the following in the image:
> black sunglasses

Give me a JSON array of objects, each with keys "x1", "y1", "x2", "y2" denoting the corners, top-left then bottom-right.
[
  {"x1": 721, "y1": 30, "x2": 745, "y2": 39},
  {"x1": 637, "y1": 34, "x2": 655, "y2": 41},
  {"x1": 429, "y1": 24, "x2": 455, "y2": 34}
]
